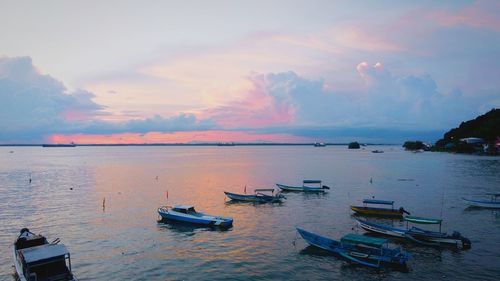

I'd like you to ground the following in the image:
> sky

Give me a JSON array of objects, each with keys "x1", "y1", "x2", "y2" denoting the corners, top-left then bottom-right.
[{"x1": 1, "y1": 0, "x2": 499, "y2": 144}]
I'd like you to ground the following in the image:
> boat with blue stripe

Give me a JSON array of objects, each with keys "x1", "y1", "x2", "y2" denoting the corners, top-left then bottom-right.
[
  {"x1": 297, "y1": 228, "x2": 410, "y2": 270},
  {"x1": 356, "y1": 216, "x2": 471, "y2": 249},
  {"x1": 158, "y1": 205, "x2": 233, "y2": 228},
  {"x1": 224, "y1": 189, "x2": 285, "y2": 203},
  {"x1": 462, "y1": 194, "x2": 500, "y2": 209},
  {"x1": 276, "y1": 180, "x2": 330, "y2": 192}
]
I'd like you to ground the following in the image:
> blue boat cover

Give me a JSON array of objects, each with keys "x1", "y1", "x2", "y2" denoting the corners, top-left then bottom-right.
[
  {"x1": 363, "y1": 199, "x2": 394, "y2": 205},
  {"x1": 404, "y1": 216, "x2": 442, "y2": 224},
  {"x1": 303, "y1": 180, "x2": 321, "y2": 184},
  {"x1": 341, "y1": 234, "x2": 387, "y2": 247}
]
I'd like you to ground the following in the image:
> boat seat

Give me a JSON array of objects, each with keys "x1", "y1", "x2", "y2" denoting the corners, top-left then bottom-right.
[{"x1": 16, "y1": 235, "x2": 47, "y2": 250}]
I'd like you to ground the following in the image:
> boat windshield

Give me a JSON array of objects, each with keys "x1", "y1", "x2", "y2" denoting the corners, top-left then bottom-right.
[
  {"x1": 28, "y1": 258, "x2": 72, "y2": 281},
  {"x1": 173, "y1": 207, "x2": 196, "y2": 214}
]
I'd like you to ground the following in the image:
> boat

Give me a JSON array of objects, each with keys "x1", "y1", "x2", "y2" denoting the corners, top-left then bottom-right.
[
  {"x1": 12, "y1": 228, "x2": 77, "y2": 281},
  {"x1": 313, "y1": 142, "x2": 326, "y2": 147},
  {"x1": 158, "y1": 205, "x2": 233, "y2": 227},
  {"x1": 276, "y1": 180, "x2": 330, "y2": 192},
  {"x1": 224, "y1": 189, "x2": 285, "y2": 203},
  {"x1": 351, "y1": 199, "x2": 410, "y2": 218},
  {"x1": 462, "y1": 194, "x2": 500, "y2": 209},
  {"x1": 217, "y1": 142, "x2": 235, "y2": 146},
  {"x1": 356, "y1": 217, "x2": 471, "y2": 249},
  {"x1": 297, "y1": 228, "x2": 410, "y2": 270},
  {"x1": 371, "y1": 150, "x2": 384, "y2": 153},
  {"x1": 42, "y1": 144, "x2": 76, "y2": 147}
]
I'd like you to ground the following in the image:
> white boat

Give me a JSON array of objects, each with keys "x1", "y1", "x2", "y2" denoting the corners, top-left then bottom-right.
[
  {"x1": 158, "y1": 205, "x2": 233, "y2": 227},
  {"x1": 13, "y1": 228, "x2": 77, "y2": 281},
  {"x1": 462, "y1": 194, "x2": 500, "y2": 209},
  {"x1": 224, "y1": 189, "x2": 285, "y2": 203},
  {"x1": 276, "y1": 180, "x2": 330, "y2": 192}
]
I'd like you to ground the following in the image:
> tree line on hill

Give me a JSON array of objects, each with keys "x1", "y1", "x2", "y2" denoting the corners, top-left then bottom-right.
[{"x1": 403, "y1": 108, "x2": 500, "y2": 155}]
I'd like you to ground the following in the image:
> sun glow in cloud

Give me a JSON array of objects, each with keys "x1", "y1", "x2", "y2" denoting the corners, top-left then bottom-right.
[{"x1": 49, "y1": 131, "x2": 310, "y2": 144}]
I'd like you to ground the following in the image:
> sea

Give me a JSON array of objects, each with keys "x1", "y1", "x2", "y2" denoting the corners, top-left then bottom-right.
[{"x1": 0, "y1": 145, "x2": 499, "y2": 280}]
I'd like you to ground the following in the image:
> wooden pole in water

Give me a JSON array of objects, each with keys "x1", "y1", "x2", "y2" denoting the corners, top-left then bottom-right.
[{"x1": 102, "y1": 197, "x2": 106, "y2": 211}]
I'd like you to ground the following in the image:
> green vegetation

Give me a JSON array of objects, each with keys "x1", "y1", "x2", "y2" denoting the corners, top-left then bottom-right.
[
  {"x1": 348, "y1": 141, "x2": 360, "y2": 149},
  {"x1": 403, "y1": 141, "x2": 426, "y2": 151},
  {"x1": 433, "y1": 109, "x2": 500, "y2": 154}
]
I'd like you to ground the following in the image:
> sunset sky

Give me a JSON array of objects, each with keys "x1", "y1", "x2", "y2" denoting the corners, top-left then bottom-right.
[{"x1": 1, "y1": 0, "x2": 499, "y2": 144}]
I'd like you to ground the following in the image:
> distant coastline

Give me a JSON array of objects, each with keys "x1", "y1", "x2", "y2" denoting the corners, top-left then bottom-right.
[{"x1": 0, "y1": 143, "x2": 399, "y2": 147}]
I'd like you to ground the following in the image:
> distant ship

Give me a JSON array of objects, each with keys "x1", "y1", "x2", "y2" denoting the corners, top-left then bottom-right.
[
  {"x1": 217, "y1": 142, "x2": 235, "y2": 146},
  {"x1": 42, "y1": 143, "x2": 76, "y2": 147},
  {"x1": 313, "y1": 142, "x2": 326, "y2": 147}
]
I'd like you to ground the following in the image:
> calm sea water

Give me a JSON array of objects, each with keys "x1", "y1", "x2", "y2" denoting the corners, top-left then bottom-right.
[{"x1": 1, "y1": 146, "x2": 499, "y2": 280}]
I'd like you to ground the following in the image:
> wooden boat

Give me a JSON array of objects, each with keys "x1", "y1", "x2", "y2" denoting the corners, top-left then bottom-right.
[
  {"x1": 158, "y1": 205, "x2": 233, "y2": 228},
  {"x1": 224, "y1": 189, "x2": 285, "y2": 203},
  {"x1": 12, "y1": 228, "x2": 77, "y2": 281},
  {"x1": 276, "y1": 180, "x2": 330, "y2": 192},
  {"x1": 297, "y1": 228, "x2": 410, "y2": 270},
  {"x1": 462, "y1": 194, "x2": 500, "y2": 209},
  {"x1": 356, "y1": 217, "x2": 471, "y2": 249},
  {"x1": 351, "y1": 199, "x2": 410, "y2": 217}
]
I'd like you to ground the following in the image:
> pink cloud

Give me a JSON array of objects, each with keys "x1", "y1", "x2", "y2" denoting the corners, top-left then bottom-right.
[
  {"x1": 429, "y1": 1, "x2": 500, "y2": 32},
  {"x1": 202, "y1": 74, "x2": 295, "y2": 128},
  {"x1": 48, "y1": 130, "x2": 309, "y2": 144}
]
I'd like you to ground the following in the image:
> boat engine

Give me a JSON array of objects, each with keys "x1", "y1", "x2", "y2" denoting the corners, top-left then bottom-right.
[{"x1": 399, "y1": 207, "x2": 411, "y2": 215}]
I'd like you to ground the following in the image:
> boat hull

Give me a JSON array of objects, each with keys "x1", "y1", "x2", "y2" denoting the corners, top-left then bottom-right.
[
  {"x1": 462, "y1": 198, "x2": 500, "y2": 209},
  {"x1": 356, "y1": 219, "x2": 471, "y2": 249},
  {"x1": 276, "y1": 184, "x2": 325, "y2": 193},
  {"x1": 351, "y1": 206, "x2": 403, "y2": 217},
  {"x1": 297, "y1": 228, "x2": 409, "y2": 269},
  {"x1": 158, "y1": 208, "x2": 233, "y2": 227},
  {"x1": 224, "y1": 192, "x2": 283, "y2": 203},
  {"x1": 356, "y1": 219, "x2": 406, "y2": 238}
]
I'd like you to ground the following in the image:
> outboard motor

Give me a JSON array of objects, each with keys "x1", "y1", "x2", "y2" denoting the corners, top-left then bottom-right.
[
  {"x1": 20, "y1": 228, "x2": 30, "y2": 235},
  {"x1": 322, "y1": 185, "x2": 331, "y2": 190},
  {"x1": 461, "y1": 237, "x2": 472, "y2": 249},
  {"x1": 399, "y1": 207, "x2": 411, "y2": 215}
]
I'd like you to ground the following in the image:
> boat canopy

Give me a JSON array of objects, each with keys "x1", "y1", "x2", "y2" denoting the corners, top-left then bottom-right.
[
  {"x1": 363, "y1": 199, "x2": 394, "y2": 205},
  {"x1": 303, "y1": 180, "x2": 321, "y2": 184},
  {"x1": 19, "y1": 244, "x2": 69, "y2": 264},
  {"x1": 173, "y1": 205, "x2": 194, "y2": 210},
  {"x1": 404, "y1": 216, "x2": 442, "y2": 224},
  {"x1": 254, "y1": 189, "x2": 275, "y2": 192},
  {"x1": 341, "y1": 234, "x2": 387, "y2": 248}
]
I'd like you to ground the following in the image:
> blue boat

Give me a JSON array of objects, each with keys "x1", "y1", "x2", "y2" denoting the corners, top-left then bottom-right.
[
  {"x1": 276, "y1": 180, "x2": 330, "y2": 192},
  {"x1": 296, "y1": 228, "x2": 410, "y2": 270},
  {"x1": 462, "y1": 194, "x2": 500, "y2": 209},
  {"x1": 224, "y1": 189, "x2": 285, "y2": 203},
  {"x1": 158, "y1": 205, "x2": 233, "y2": 228},
  {"x1": 356, "y1": 217, "x2": 471, "y2": 249}
]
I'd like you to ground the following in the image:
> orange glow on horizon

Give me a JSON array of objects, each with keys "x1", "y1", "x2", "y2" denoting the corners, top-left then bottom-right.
[{"x1": 48, "y1": 131, "x2": 310, "y2": 144}]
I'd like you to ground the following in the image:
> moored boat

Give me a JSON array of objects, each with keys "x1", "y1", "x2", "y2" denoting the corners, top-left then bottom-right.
[
  {"x1": 224, "y1": 189, "x2": 285, "y2": 203},
  {"x1": 351, "y1": 199, "x2": 410, "y2": 218},
  {"x1": 297, "y1": 228, "x2": 410, "y2": 270},
  {"x1": 276, "y1": 180, "x2": 330, "y2": 192},
  {"x1": 356, "y1": 217, "x2": 471, "y2": 249},
  {"x1": 12, "y1": 228, "x2": 77, "y2": 281},
  {"x1": 158, "y1": 205, "x2": 233, "y2": 228},
  {"x1": 462, "y1": 194, "x2": 500, "y2": 209},
  {"x1": 313, "y1": 142, "x2": 326, "y2": 147},
  {"x1": 371, "y1": 150, "x2": 384, "y2": 153}
]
